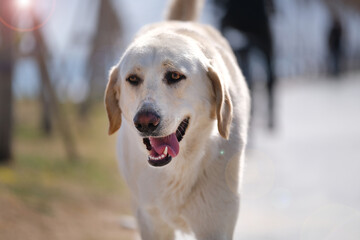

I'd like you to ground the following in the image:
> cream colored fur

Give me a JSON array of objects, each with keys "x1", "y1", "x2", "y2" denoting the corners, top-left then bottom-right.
[{"x1": 105, "y1": 0, "x2": 250, "y2": 239}]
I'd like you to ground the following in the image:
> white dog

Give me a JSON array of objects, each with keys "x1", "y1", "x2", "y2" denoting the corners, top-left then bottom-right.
[{"x1": 105, "y1": 0, "x2": 250, "y2": 239}]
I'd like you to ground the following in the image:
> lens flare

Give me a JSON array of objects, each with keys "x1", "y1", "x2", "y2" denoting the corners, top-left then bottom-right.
[
  {"x1": 17, "y1": 0, "x2": 31, "y2": 9},
  {"x1": 0, "y1": 0, "x2": 56, "y2": 32}
]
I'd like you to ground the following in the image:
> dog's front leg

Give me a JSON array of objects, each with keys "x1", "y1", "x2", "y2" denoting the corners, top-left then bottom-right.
[
  {"x1": 186, "y1": 199, "x2": 239, "y2": 240},
  {"x1": 136, "y1": 207, "x2": 175, "y2": 240},
  {"x1": 183, "y1": 173, "x2": 240, "y2": 240}
]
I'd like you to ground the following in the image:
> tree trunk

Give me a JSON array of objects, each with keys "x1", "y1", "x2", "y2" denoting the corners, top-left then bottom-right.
[
  {"x1": 0, "y1": 66, "x2": 13, "y2": 163},
  {"x1": 0, "y1": 0, "x2": 14, "y2": 164},
  {"x1": 39, "y1": 83, "x2": 52, "y2": 135},
  {"x1": 32, "y1": 15, "x2": 78, "y2": 161},
  {"x1": 79, "y1": 0, "x2": 122, "y2": 118}
]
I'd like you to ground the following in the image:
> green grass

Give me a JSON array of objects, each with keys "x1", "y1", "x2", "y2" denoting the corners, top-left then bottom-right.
[{"x1": 0, "y1": 100, "x2": 127, "y2": 213}]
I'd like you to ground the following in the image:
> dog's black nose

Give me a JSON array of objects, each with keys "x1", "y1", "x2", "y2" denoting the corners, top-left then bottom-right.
[{"x1": 133, "y1": 111, "x2": 160, "y2": 134}]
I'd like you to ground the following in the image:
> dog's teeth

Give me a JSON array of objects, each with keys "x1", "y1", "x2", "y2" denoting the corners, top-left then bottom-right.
[
  {"x1": 149, "y1": 154, "x2": 168, "y2": 161},
  {"x1": 164, "y1": 146, "x2": 168, "y2": 156}
]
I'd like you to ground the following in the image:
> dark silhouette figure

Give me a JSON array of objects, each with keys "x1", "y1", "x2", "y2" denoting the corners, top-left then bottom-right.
[
  {"x1": 214, "y1": 0, "x2": 277, "y2": 130},
  {"x1": 327, "y1": 17, "x2": 343, "y2": 76}
]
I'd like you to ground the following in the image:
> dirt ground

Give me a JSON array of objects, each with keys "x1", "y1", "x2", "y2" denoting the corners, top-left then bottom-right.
[
  {"x1": 0, "y1": 102, "x2": 139, "y2": 240},
  {"x1": 0, "y1": 187, "x2": 137, "y2": 240}
]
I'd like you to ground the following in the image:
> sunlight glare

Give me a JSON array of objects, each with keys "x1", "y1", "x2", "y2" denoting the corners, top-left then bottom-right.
[{"x1": 16, "y1": 0, "x2": 31, "y2": 9}]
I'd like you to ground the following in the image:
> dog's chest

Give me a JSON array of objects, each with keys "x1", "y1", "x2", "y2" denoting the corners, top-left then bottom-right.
[
  {"x1": 139, "y1": 161, "x2": 198, "y2": 230},
  {"x1": 156, "y1": 175, "x2": 194, "y2": 230}
]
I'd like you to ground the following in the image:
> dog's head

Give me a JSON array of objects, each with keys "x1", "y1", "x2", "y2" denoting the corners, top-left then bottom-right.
[{"x1": 105, "y1": 30, "x2": 232, "y2": 167}]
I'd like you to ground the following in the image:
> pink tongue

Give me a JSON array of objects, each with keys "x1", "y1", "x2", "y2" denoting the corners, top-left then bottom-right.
[{"x1": 149, "y1": 133, "x2": 179, "y2": 158}]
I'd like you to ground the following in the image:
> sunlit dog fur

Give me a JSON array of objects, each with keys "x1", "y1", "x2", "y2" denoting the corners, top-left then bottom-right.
[{"x1": 105, "y1": 0, "x2": 250, "y2": 239}]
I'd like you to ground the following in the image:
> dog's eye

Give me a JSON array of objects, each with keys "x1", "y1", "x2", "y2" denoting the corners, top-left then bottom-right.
[
  {"x1": 126, "y1": 75, "x2": 141, "y2": 86},
  {"x1": 165, "y1": 71, "x2": 186, "y2": 84},
  {"x1": 171, "y1": 72, "x2": 180, "y2": 80}
]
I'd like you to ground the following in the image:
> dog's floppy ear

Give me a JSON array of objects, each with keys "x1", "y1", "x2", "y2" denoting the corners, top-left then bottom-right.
[
  {"x1": 207, "y1": 66, "x2": 233, "y2": 139},
  {"x1": 105, "y1": 66, "x2": 122, "y2": 135}
]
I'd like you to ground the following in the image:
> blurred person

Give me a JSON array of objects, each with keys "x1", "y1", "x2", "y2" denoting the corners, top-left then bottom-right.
[
  {"x1": 213, "y1": 0, "x2": 277, "y2": 130},
  {"x1": 327, "y1": 16, "x2": 343, "y2": 77}
]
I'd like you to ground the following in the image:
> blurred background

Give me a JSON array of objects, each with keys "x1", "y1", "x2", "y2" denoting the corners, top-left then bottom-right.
[{"x1": 0, "y1": 0, "x2": 359, "y2": 239}]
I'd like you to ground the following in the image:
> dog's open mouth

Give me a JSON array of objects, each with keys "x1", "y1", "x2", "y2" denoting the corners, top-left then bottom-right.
[{"x1": 142, "y1": 117, "x2": 189, "y2": 167}]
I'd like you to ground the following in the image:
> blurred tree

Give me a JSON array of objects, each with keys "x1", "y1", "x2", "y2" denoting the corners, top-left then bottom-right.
[
  {"x1": 338, "y1": 0, "x2": 360, "y2": 11},
  {"x1": 0, "y1": 0, "x2": 14, "y2": 163},
  {"x1": 39, "y1": 82, "x2": 52, "y2": 135},
  {"x1": 80, "y1": 0, "x2": 122, "y2": 118},
  {"x1": 31, "y1": 14, "x2": 78, "y2": 161}
]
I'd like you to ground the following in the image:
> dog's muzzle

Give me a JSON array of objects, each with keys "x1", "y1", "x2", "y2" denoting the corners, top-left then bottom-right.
[{"x1": 142, "y1": 117, "x2": 190, "y2": 167}]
